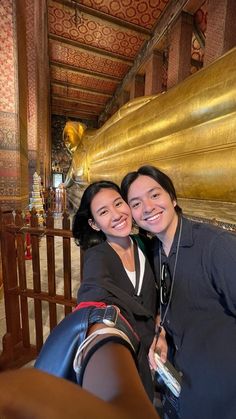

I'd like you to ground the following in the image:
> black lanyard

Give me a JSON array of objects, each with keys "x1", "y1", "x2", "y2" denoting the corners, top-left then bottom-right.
[{"x1": 133, "y1": 240, "x2": 140, "y2": 296}]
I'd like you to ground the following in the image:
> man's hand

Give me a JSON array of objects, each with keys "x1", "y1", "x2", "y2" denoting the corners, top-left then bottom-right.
[{"x1": 148, "y1": 327, "x2": 168, "y2": 370}]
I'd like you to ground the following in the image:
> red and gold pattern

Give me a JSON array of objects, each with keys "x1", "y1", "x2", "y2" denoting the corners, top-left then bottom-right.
[
  {"x1": 0, "y1": 0, "x2": 16, "y2": 114},
  {"x1": 51, "y1": 66, "x2": 119, "y2": 93},
  {"x1": 0, "y1": 1, "x2": 21, "y2": 209},
  {"x1": 48, "y1": 2, "x2": 148, "y2": 59},
  {"x1": 49, "y1": 40, "x2": 131, "y2": 79},
  {"x1": 78, "y1": 0, "x2": 169, "y2": 30},
  {"x1": 26, "y1": 0, "x2": 37, "y2": 154},
  {"x1": 48, "y1": 0, "x2": 170, "y2": 120}
]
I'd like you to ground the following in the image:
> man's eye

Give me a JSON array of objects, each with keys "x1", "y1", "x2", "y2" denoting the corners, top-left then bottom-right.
[{"x1": 131, "y1": 202, "x2": 140, "y2": 209}]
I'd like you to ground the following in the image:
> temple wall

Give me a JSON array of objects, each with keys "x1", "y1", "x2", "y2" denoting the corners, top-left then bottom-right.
[
  {"x1": 0, "y1": 0, "x2": 23, "y2": 209},
  {"x1": 0, "y1": 0, "x2": 51, "y2": 210}
]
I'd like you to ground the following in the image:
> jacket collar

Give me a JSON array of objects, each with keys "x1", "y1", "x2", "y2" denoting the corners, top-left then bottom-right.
[
  {"x1": 153, "y1": 215, "x2": 194, "y2": 255},
  {"x1": 179, "y1": 216, "x2": 194, "y2": 248}
]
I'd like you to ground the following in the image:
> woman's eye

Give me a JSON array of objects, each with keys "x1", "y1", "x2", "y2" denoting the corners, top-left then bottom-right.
[
  {"x1": 99, "y1": 209, "x2": 108, "y2": 216},
  {"x1": 151, "y1": 193, "x2": 159, "y2": 199},
  {"x1": 116, "y1": 200, "x2": 124, "y2": 207}
]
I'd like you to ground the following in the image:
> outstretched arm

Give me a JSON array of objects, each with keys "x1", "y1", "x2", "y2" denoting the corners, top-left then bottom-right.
[{"x1": 0, "y1": 342, "x2": 159, "y2": 419}]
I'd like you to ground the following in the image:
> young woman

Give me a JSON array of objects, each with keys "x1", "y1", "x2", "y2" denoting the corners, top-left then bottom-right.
[
  {"x1": 72, "y1": 180, "x2": 166, "y2": 401},
  {"x1": 121, "y1": 165, "x2": 236, "y2": 419}
]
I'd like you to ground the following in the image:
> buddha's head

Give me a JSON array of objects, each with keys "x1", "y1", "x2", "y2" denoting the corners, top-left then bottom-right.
[{"x1": 63, "y1": 121, "x2": 87, "y2": 154}]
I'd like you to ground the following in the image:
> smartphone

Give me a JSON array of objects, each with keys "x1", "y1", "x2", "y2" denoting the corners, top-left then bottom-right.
[{"x1": 154, "y1": 353, "x2": 182, "y2": 398}]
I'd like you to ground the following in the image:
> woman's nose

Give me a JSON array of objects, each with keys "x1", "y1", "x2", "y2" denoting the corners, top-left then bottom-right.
[{"x1": 111, "y1": 207, "x2": 122, "y2": 220}]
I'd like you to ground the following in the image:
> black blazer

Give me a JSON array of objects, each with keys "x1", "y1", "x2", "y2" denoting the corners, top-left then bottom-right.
[
  {"x1": 77, "y1": 238, "x2": 158, "y2": 400},
  {"x1": 78, "y1": 239, "x2": 157, "y2": 348}
]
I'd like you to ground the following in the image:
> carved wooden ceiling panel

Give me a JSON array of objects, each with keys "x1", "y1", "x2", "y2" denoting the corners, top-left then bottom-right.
[
  {"x1": 49, "y1": 40, "x2": 132, "y2": 78},
  {"x1": 48, "y1": 3, "x2": 148, "y2": 58},
  {"x1": 48, "y1": 0, "x2": 171, "y2": 124},
  {"x1": 78, "y1": 0, "x2": 169, "y2": 30},
  {"x1": 48, "y1": 0, "x2": 205, "y2": 125}
]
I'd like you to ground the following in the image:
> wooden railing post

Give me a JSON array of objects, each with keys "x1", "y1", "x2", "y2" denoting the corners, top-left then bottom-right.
[
  {"x1": 0, "y1": 210, "x2": 22, "y2": 367},
  {"x1": 15, "y1": 210, "x2": 30, "y2": 349},
  {"x1": 30, "y1": 210, "x2": 44, "y2": 352},
  {"x1": 46, "y1": 211, "x2": 57, "y2": 331},
  {"x1": 63, "y1": 212, "x2": 72, "y2": 316}
]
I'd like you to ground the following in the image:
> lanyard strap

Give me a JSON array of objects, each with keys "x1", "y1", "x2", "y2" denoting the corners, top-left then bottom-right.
[
  {"x1": 133, "y1": 239, "x2": 140, "y2": 295},
  {"x1": 159, "y1": 217, "x2": 182, "y2": 327}
]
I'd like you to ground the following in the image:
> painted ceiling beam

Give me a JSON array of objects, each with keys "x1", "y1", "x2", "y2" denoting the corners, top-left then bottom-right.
[{"x1": 53, "y1": 0, "x2": 151, "y2": 35}]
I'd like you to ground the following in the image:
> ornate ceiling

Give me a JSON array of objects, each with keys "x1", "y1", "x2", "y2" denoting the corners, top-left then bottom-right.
[{"x1": 48, "y1": 0, "x2": 206, "y2": 126}]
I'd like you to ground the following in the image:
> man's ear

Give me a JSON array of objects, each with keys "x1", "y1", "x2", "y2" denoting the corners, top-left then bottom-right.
[{"x1": 88, "y1": 219, "x2": 100, "y2": 231}]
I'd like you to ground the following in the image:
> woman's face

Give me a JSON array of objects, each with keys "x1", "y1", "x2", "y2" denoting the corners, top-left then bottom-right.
[
  {"x1": 127, "y1": 175, "x2": 178, "y2": 240},
  {"x1": 90, "y1": 188, "x2": 132, "y2": 241}
]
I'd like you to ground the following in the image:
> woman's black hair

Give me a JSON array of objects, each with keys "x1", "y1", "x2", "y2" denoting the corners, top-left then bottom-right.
[
  {"x1": 121, "y1": 165, "x2": 182, "y2": 214},
  {"x1": 72, "y1": 180, "x2": 121, "y2": 250}
]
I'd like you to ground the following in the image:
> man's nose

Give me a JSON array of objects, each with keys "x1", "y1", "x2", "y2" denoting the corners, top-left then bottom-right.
[{"x1": 143, "y1": 199, "x2": 155, "y2": 213}]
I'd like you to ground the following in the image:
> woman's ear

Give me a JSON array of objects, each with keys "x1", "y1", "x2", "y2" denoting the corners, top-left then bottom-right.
[
  {"x1": 88, "y1": 219, "x2": 100, "y2": 231},
  {"x1": 173, "y1": 200, "x2": 177, "y2": 207}
]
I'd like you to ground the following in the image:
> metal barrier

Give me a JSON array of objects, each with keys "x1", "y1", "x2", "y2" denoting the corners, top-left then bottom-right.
[{"x1": 0, "y1": 209, "x2": 82, "y2": 370}]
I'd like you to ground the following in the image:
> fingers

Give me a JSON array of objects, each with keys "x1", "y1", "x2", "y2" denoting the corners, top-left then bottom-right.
[
  {"x1": 148, "y1": 336, "x2": 158, "y2": 370},
  {"x1": 148, "y1": 333, "x2": 168, "y2": 371}
]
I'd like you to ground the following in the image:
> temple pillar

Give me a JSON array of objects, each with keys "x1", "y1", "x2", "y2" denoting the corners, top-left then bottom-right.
[
  {"x1": 25, "y1": 0, "x2": 38, "y2": 189},
  {"x1": 204, "y1": 0, "x2": 236, "y2": 66},
  {"x1": 167, "y1": 12, "x2": 193, "y2": 89},
  {"x1": 0, "y1": 0, "x2": 29, "y2": 210},
  {"x1": 34, "y1": 0, "x2": 51, "y2": 187},
  {"x1": 118, "y1": 91, "x2": 130, "y2": 107},
  {"x1": 144, "y1": 51, "x2": 163, "y2": 95},
  {"x1": 0, "y1": 0, "x2": 51, "y2": 211},
  {"x1": 130, "y1": 75, "x2": 145, "y2": 99}
]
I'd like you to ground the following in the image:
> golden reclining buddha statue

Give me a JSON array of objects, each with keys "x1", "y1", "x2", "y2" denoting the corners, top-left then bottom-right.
[{"x1": 63, "y1": 47, "x2": 236, "y2": 227}]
